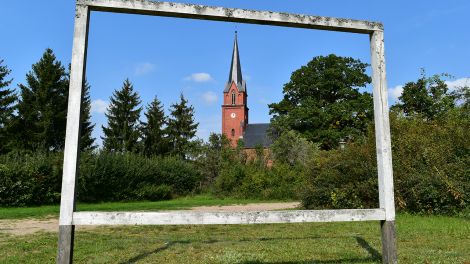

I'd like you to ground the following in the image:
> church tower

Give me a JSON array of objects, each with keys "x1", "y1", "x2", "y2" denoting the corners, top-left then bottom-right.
[{"x1": 222, "y1": 32, "x2": 248, "y2": 146}]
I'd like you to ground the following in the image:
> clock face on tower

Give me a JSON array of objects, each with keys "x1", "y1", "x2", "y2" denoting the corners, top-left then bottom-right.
[{"x1": 230, "y1": 113, "x2": 236, "y2": 119}]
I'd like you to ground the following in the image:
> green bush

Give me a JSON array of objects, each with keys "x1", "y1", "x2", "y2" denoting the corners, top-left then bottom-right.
[
  {"x1": 214, "y1": 162, "x2": 306, "y2": 200},
  {"x1": 0, "y1": 151, "x2": 201, "y2": 206},
  {"x1": 134, "y1": 184, "x2": 172, "y2": 201},
  {"x1": 78, "y1": 152, "x2": 201, "y2": 202},
  {"x1": 212, "y1": 131, "x2": 315, "y2": 200},
  {"x1": 301, "y1": 109, "x2": 470, "y2": 215},
  {"x1": 301, "y1": 143, "x2": 378, "y2": 210},
  {"x1": 0, "y1": 151, "x2": 62, "y2": 206}
]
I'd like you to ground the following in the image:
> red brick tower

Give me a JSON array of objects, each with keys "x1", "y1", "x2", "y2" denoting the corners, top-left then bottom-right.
[{"x1": 222, "y1": 32, "x2": 248, "y2": 146}]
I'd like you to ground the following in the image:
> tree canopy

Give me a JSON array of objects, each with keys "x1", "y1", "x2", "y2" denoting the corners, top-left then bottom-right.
[
  {"x1": 269, "y1": 54, "x2": 373, "y2": 150},
  {"x1": 141, "y1": 96, "x2": 168, "y2": 157},
  {"x1": 392, "y1": 72, "x2": 456, "y2": 119},
  {"x1": 167, "y1": 94, "x2": 199, "y2": 158},
  {"x1": 80, "y1": 80, "x2": 96, "y2": 151},
  {"x1": 102, "y1": 79, "x2": 142, "y2": 152},
  {"x1": 14, "y1": 49, "x2": 69, "y2": 151},
  {"x1": 0, "y1": 59, "x2": 17, "y2": 154}
]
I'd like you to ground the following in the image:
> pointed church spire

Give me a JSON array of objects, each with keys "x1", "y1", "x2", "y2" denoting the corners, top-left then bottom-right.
[{"x1": 225, "y1": 31, "x2": 246, "y2": 92}]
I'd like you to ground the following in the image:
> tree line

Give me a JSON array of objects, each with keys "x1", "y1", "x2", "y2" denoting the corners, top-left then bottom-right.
[
  {"x1": 0, "y1": 49, "x2": 199, "y2": 158},
  {"x1": 269, "y1": 54, "x2": 469, "y2": 150},
  {"x1": 1, "y1": 50, "x2": 468, "y2": 214}
]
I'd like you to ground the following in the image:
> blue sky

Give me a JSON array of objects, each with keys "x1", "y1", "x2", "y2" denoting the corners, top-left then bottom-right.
[{"x1": 1, "y1": 0, "x2": 469, "y2": 145}]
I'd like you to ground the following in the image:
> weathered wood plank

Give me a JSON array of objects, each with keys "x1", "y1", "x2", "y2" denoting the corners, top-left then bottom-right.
[
  {"x1": 57, "y1": 225, "x2": 75, "y2": 264},
  {"x1": 381, "y1": 220, "x2": 398, "y2": 264},
  {"x1": 57, "y1": 4, "x2": 90, "y2": 264},
  {"x1": 371, "y1": 30, "x2": 398, "y2": 264},
  {"x1": 72, "y1": 209, "x2": 386, "y2": 225},
  {"x1": 80, "y1": 0, "x2": 382, "y2": 34},
  {"x1": 370, "y1": 30, "x2": 395, "y2": 221}
]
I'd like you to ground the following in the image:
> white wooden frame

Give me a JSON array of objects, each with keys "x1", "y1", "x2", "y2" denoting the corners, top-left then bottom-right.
[{"x1": 58, "y1": 1, "x2": 397, "y2": 263}]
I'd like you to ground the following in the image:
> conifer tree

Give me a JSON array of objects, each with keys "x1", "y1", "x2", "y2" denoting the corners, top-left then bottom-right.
[
  {"x1": 80, "y1": 80, "x2": 96, "y2": 151},
  {"x1": 0, "y1": 59, "x2": 17, "y2": 153},
  {"x1": 102, "y1": 79, "x2": 142, "y2": 152},
  {"x1": 14, "y1": 49, "x2": 69, "y2": 151},
  {"x1": 167, "y1": 94, "x2": 198, "y2": 158},
  {"x1": 141, "y1": 96, "x2": 168, "y2": 156}
]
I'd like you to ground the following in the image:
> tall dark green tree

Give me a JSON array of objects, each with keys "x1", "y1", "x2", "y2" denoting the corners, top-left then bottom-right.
[
  {"x1": 0, "y1": 59, "x2": 17, "y2": 153},
  {"x1": 141, "y1": 96, "x2": 168, "y2": 156},
  {"x1": 102, "y1": 79, "x2": 142, "y2": 152},
  {"x1": 14, "y1": 49, "x2": 69, "y2": 151},
  {"x1": 80, "y1": 80, "x2": 96, "y2": 151},
  {"x1": 167, "y1": 94, "x2": 199, "y2": 158},
  {"x1": 392, "y1": 72, "x2": 456, "y2": 119},
  {"x1": 269, "y1": 54, "x2": 373, "y2": 150}
]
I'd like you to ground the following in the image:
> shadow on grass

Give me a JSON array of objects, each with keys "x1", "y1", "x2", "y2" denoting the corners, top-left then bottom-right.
[
  {"x1": 120, "y1": 236, "x2": 382, "y2": 264},
  {"x1": 119, "y1": 241, "x2": 176, "y2": 264},
  {"x1": 355, "y1": 236, "x2": 381, "y2": 261}
]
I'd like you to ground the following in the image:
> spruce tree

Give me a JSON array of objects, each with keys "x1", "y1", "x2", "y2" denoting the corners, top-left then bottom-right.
[
  {"x1": 167, "y1": 94, "x2": 199, "y2": 158},
  {"x1": 0, "y1": 59, "x2": 17, "y2": 153},
  {"x1": 14, "y1": 49, "x2": 69, "y2": 151},
  {"x1": 80, "y1": 80, "x2": 96, "y2": 151},
  {"x1": 141, "y1": 96, "x2": 168, "y2": 156},
  {"x1": 102, "y1": 79, "x2": 142, "y2": 152}
]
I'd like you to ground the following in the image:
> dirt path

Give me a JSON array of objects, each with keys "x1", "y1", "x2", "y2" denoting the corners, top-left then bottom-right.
[{"x1": 0, "y1": 202, "x2": 300, "y2": 236}]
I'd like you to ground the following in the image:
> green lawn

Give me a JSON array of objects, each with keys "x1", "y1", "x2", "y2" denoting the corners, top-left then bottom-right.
[
  {"x1": 0, "y1": 198, "x2": 469, "y2": 263},
  {"x1": 0, "y1": 196, "x2": 275, "y2": 220}
]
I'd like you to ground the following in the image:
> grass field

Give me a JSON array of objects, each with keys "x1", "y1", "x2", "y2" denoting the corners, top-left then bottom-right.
[{"x1": 0, "y1": 198, "x2": 469, "y2": 263}]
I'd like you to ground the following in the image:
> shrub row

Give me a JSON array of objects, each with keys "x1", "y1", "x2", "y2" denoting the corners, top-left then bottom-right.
[
  {"x1": 0, "y1": 152, "x2": 200, "y2": 206},
  {"x1": 214, "y1": 162, "x2": 306, "y2": 200},
  {"x1": 1, "y1": 110, "x2": 468, "y2": 215},
  {"x1": 301, "y1": 110, "x2": 470, "y2": 215}
]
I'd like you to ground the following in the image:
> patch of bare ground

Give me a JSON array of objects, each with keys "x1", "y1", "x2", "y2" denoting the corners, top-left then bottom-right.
[
  {"x1": 0, "y1": 202, "x2": 300, "y2": 236},
  {"x1": 190, "y1": 202, "x2": 300, "y2": 212}
]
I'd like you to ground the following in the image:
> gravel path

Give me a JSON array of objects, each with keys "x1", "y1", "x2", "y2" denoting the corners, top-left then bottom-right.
[{"x1": 0, "y1": 202, "x2": 300, "y2": 236}]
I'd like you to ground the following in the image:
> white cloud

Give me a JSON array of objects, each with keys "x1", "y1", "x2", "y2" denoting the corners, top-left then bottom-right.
[
  {"x1": 445, "y1": 78, "x2": 470, "y2": 91},
  {"x1": 91, "y1": 99, "x2": 108, "y2": 114},
  {"x1": 389, "y1": 85, "x2": 404, "y2": 102},
  {"x1": 185, "y1": 72, "x2": 214, "y2": 83},
  {"x1": 134, "y1": 62, "x2": 156, "y2": 76},
  {"x1": 201, "y1": 91, "x2": 218, "y2": 105}
]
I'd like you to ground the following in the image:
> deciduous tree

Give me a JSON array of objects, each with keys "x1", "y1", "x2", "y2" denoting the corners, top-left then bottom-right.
[
  {"x1": 392, "y1": 71, "x2": 456, "y2": 119},
  {"x1": 269, "y1": 54, "x2": 373, "y2": 150}
]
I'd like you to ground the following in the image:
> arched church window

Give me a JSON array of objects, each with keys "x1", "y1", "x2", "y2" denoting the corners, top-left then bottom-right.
[
  {"x1": 231, "y1": 129, "x2": 235, "y2": 137},
  {"x1": 231, "y1": 92, "x2": 236, "y2": 105}
]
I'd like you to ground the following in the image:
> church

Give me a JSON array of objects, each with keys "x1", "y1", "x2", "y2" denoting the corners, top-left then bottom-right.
[{"x1": 221, "y1": 32, "x2": 273, "y2": 149}]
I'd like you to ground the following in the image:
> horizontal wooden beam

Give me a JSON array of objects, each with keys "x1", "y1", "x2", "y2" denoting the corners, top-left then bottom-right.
[
  {"x1": 73, "y1": 209, "x2": 385, "y2": 225},
  {"x1": 80, "y1": 0, "x2": 382, "y2": 34}
]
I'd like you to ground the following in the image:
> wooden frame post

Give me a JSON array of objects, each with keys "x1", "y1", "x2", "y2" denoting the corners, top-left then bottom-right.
[
  {"x1": 57, "y1": 3, "x2": 90, "y2": 264},
  {"x1": 58, "y1": 1, "x2": 397, "y2": 263},
  {"x1": 370, "y1": 30, "x2": 397, "y2": 264}
]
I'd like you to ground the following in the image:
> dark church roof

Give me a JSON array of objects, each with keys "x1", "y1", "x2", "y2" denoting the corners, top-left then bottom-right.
[
  {"x1": 224, "y1": 32, "x2": 247, "y2": 93},
  {"x1": 243, "y1": 123, "x2": 273, "y2": 148}
]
